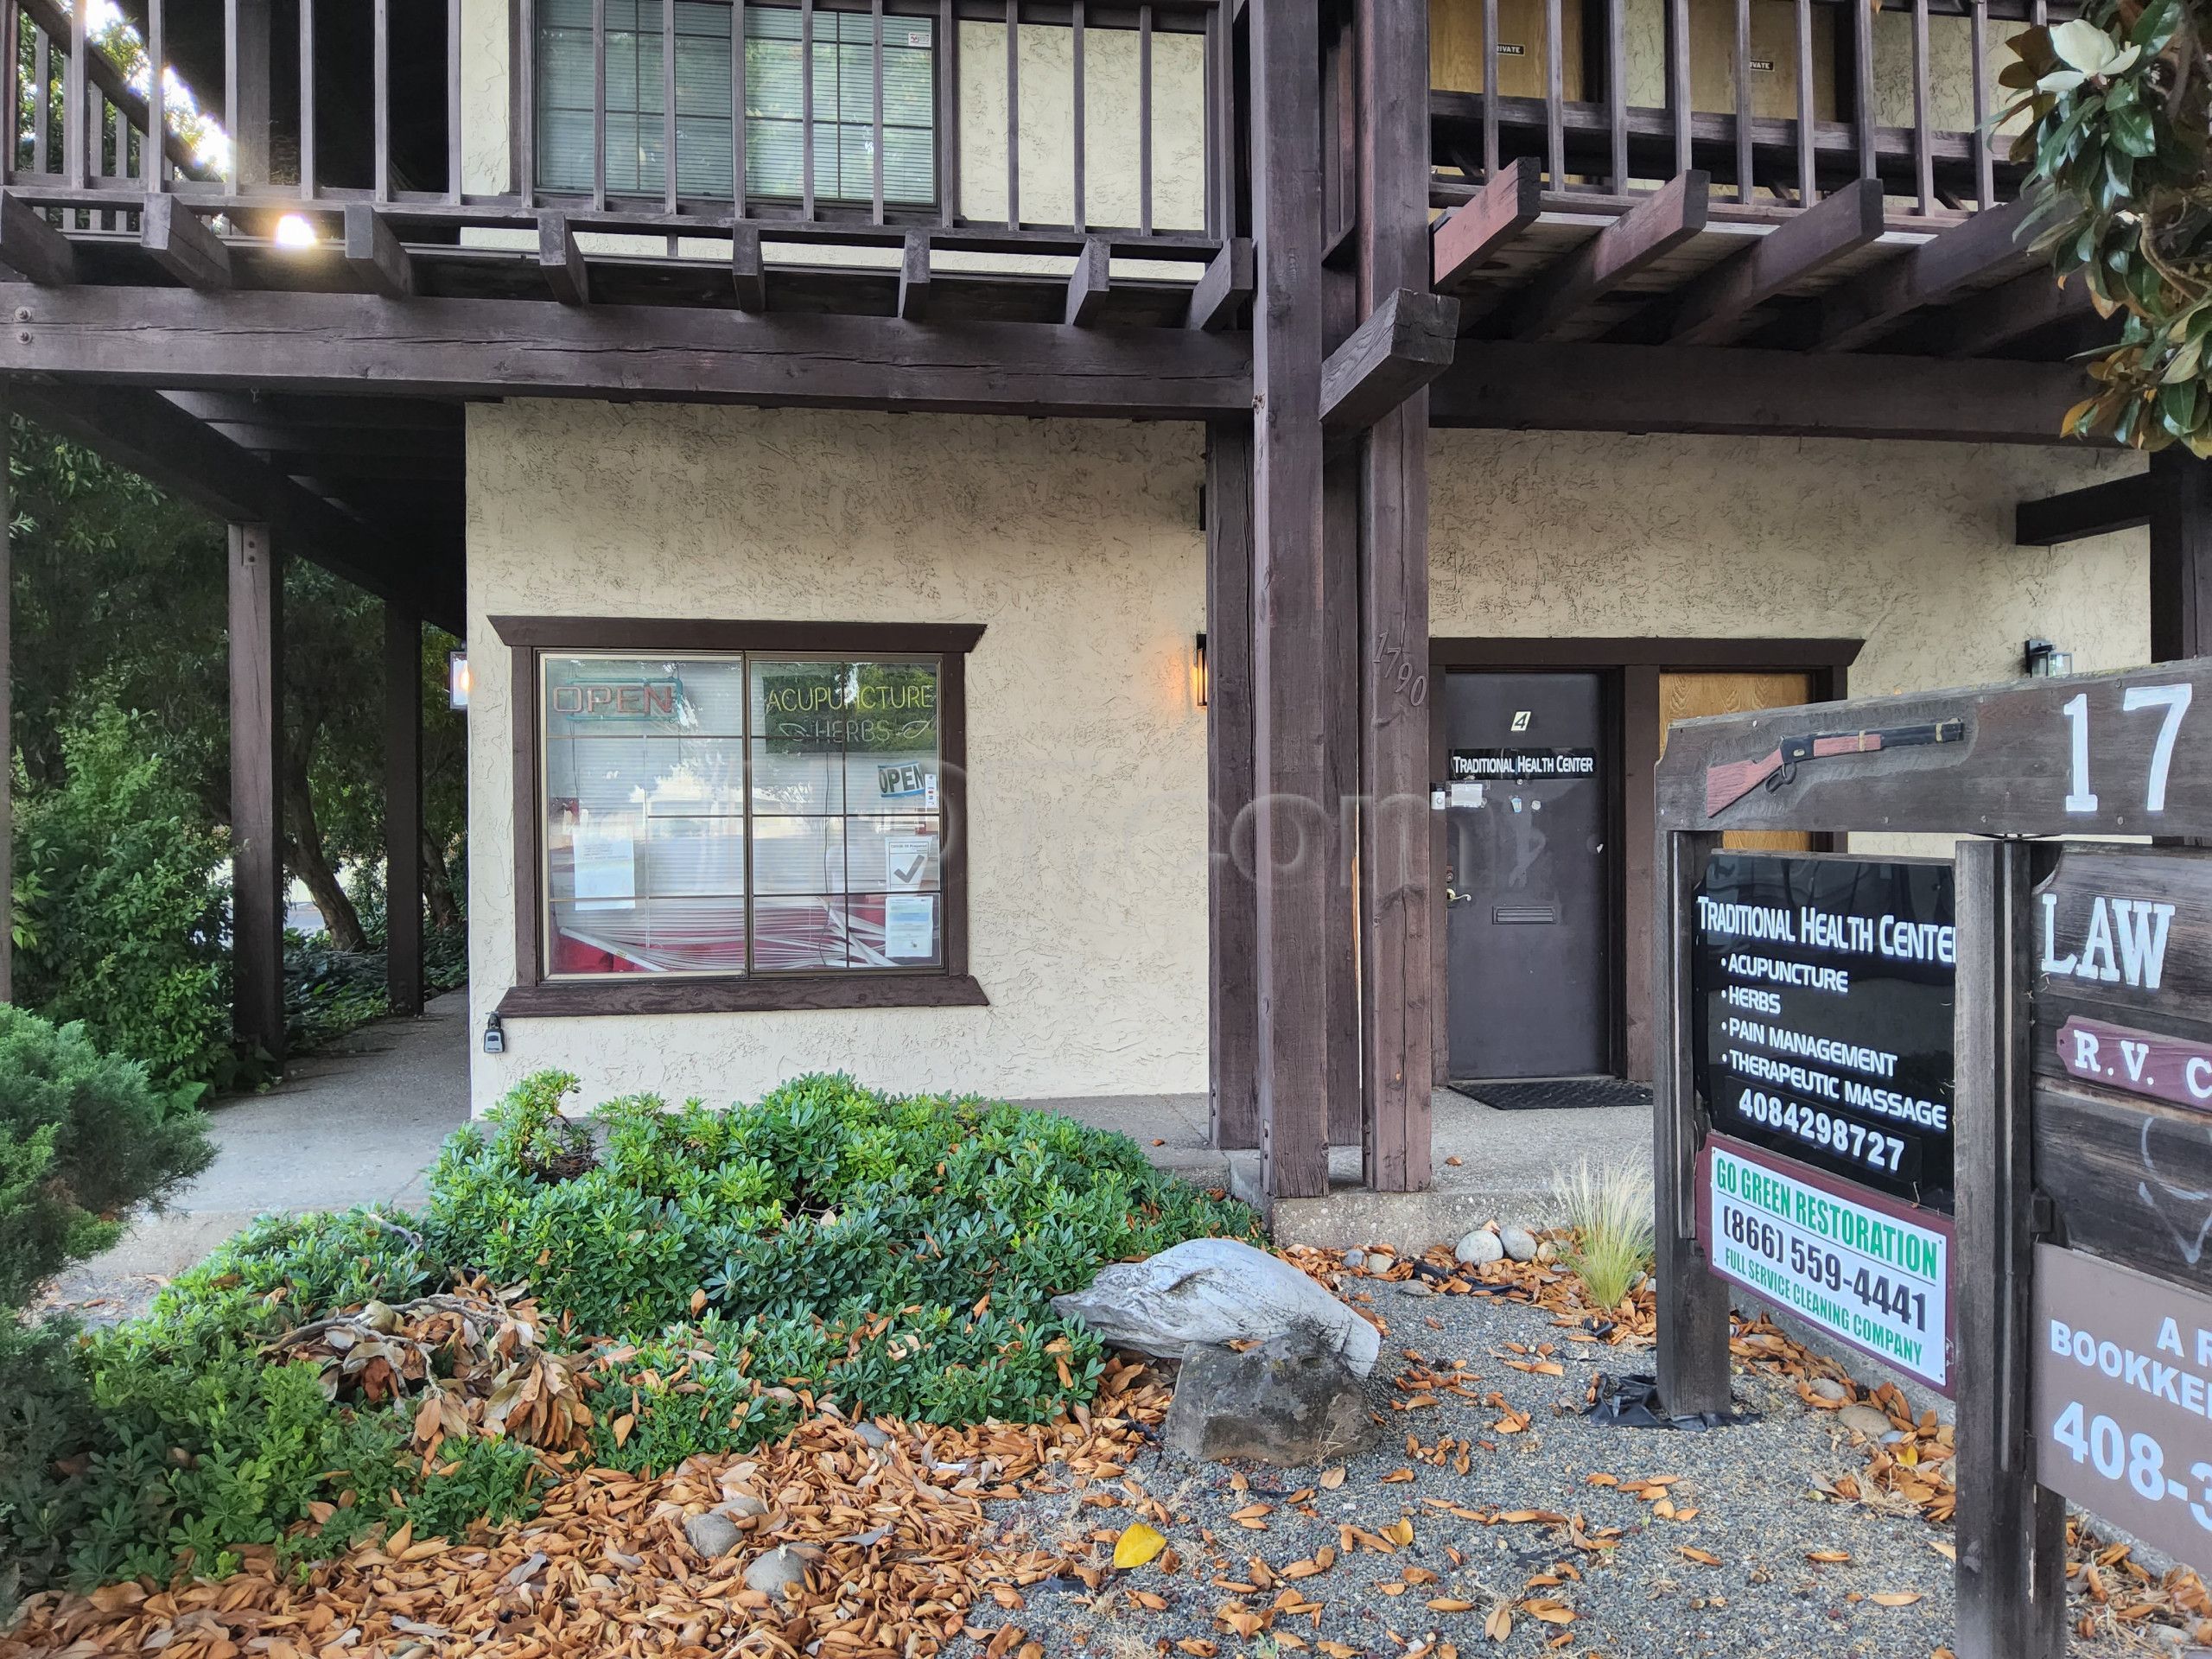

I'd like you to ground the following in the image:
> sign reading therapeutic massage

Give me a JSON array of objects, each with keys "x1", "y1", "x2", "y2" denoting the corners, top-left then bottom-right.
[
  {"x1": 1699, "y1": 1135, "x2": 1953, "y2": 1392},
  {"x1": 1692, "y1": 852, "x2": 1957, "y2": 1209}
]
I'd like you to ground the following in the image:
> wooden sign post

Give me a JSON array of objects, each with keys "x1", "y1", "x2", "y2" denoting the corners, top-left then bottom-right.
[{"x1": 1653, "y1": 658, "x2": 2212, "y2": 1659}]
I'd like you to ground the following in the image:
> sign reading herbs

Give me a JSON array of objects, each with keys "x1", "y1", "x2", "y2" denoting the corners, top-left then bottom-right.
[
  {"x1": 756, "y1": 661, "x2": 938, "y2": 753},
  {"x1": 1692, "y1": 853, "x2": 1957, "y2": 1207}
]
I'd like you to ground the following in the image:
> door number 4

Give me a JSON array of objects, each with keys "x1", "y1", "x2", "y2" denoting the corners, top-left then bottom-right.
[{"x1": 2063, "y1": 683, "x2": 2194, "y2": 814}]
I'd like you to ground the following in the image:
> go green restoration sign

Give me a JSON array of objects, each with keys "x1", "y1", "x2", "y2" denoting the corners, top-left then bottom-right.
[{"x1": 1698, "y1": 1135, "x2": 1955, "y2": 1394}]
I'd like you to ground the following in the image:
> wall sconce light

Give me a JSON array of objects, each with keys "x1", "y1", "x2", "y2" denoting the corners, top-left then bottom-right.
[
  {"x1": 2024, "y1": 638, "x2": 2074, "y2": 679},
  {"x1": 448, "y1": 650, "x2": 472, "y2": 710},
  {"x1": 1192, "y1": 632, "x2": 1209, "y2": 709}
]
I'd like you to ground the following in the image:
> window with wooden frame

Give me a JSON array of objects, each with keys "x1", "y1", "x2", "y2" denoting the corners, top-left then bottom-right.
[
  {"x1": 535, "y1": 0, "x2": 938, "y2": 208},
  {"x1": 491, "y1": 619, "x2": 984, "y2": 1016}
]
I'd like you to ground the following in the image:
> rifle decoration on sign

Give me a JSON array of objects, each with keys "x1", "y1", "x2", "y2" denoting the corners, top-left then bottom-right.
[{"x1": 1703, "y1": 718, "x2": 1967, "y2": 818}]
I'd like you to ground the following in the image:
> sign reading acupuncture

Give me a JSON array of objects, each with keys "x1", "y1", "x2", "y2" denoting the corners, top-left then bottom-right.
[{"x1": 1692, "y1": 853, "x2": 1957, "y2": 1207}]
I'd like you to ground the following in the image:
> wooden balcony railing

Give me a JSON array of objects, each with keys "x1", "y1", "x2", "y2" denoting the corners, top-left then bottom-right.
[
  {"x1": 1, "y1": 0, "x2": 1233, "y2": 297},
  {"x1": 1428, "y1": 0, "x2": 2055, "y2": 218}
]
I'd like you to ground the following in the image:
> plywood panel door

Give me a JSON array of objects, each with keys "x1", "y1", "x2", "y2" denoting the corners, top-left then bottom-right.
[
  {"x1": 1686, "y1": 0, "x2": 1840, "y2": 119},
  {"x1": 1658, "y1": 671, "x2": 1818, "y2": 850},
  {"x1": 1432, "y1": 0, "x2": 1587, "y2": 99}
]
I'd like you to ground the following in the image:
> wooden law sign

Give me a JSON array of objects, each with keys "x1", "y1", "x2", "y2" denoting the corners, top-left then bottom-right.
[{"x1": 1653, "y1": 658, "x2": 2212, "y2": 1659}]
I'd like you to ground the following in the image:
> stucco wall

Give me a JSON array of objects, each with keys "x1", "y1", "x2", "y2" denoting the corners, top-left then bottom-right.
[{"x1": 467, "y1": 406, "x2": 2148, "y2": 1112}]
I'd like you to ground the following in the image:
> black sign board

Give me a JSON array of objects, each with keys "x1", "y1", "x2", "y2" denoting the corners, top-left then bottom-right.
[
  {"x1": 1692, "y1": 852, "x2": 1956, "y2": 1210},
  {"x1": 1449, "y1": 746, "x2": 1598, "y2": 782}
]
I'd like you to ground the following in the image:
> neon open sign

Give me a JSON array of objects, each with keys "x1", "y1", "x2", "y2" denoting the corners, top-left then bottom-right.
[{"x1": 551, "y1": 679, "x2": 682, "y2": 720}]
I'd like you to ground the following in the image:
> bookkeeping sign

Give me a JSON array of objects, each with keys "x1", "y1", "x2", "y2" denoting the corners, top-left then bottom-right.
[{"x1": 1692, "y1": 852, "x2": 1958, "y2": 1210}]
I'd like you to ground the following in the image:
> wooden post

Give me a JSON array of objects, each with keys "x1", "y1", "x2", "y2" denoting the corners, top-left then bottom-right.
[
  {"x1": 2149, "y1": 448, "x2": 2212, "y2": 663},
  {"x1": 1357, "y1": 0, "x2": 1436, "y2": 1190},
  {"x1": 385, "y1": 605, "x2": 423, "y2": 1018},
  {"x1": 226, "y1": 0, "x2": 272, "y2": 190},
  {"x1": 1951, "y1": 836, "x2": 2067, "y2": 1659},
  {"x1": 229, "y1": 524, "x2": 284, "y2": 1063},
  {"x1": 1207, "y1": 423, "x2": 1260, "y2": 1151},
  {"x1": 1654, "y1": 826, "x2": 1732, "y2": 1414},
  {"x1": 1249, "y1": 0, "x2": 1331, "y2": 1201}
]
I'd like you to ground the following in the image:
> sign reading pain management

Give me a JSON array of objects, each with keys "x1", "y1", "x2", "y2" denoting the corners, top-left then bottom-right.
[
  {"x1": 1700, "y1": 1136, "x2": 1954, "y2": 1392},
  {"x1": 2031, "y1": 1243, "x2": 2212, "y2": 1573},
  {"x1": 1693, "y1": 852, "x2": 1957, "y2": 1209}
]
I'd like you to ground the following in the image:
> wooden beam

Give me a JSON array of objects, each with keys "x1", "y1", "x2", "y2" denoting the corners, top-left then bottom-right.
[
  {"x1": 1206, "y1": 423, "x2": 1259, "y2": 1151},
  {"x1": 897, "y1": 232, "x2": 931, "y2": 320},
  {"x1": 1814, "y1": 196, "x2": 2031, "y2": 352},
  {"x1": 229, "y1": 521, "x2": 284, "y2": 1064},
  {"x1": 1185, "y1": 238, "x2": 1255, "y2": 331},
  {"x1": 8, "y1": 379, "x2": 464, "y2": 631},
  {"x1": 1065, "y1": 236, "x2": 1112, "y2": 326},
  {"x1": 1503, "y1": 169, "x2": 1709, "y2": 341},
  {"x1": 732, "y1": 225, "x2": 767, "y2": 312},
  {"x1": 1249, "y1": 0, "x2": 1332, "y2": 1201},
  {"x1": 385, "y1": 605, "x2": 423, "y2": 1019},
  {"x1": 342, "y1": 203, "x2": 414, "y2": 300},
  {"x1": 0, "y1": 194, "x2": 74, "y2": 286},
  {"x1": 1319, "y1": 289, "x2": 1459, "y2": 434},
  {"x1": 539, "y1": 214, "x2": 590, "y2": 306},
  {"x1": 1430, "y1": 156, "x2": 1542, "y2": 296},
  {"x1": 16, "y1": 2, "x2": 199, "y2": 177},
  {"x1": 2150, "y1": 448, "x2": 2212, "y2": 662},
  {"x1": 1657, "y1": 176, "x2": 1885, "y2": 346},
  {"x1": 141, "y1": 194, "x2": 232, "y2": 290},
  {"x1": 1356, "y1": 0, "x2": 1437, "y2": 1192},
  {"x1": 1938, "y1": 267, "x2": 2091, "y2": 359},
  {"x1": 0, "y1": 283, "x2": 1254, "y2": 420},
  {"x1": 2015, "y1": 473, "x2": 2150, "y2": 547},
  {"x1": 1429, "y1": 338, "x2": 2094, "y2": 444}
]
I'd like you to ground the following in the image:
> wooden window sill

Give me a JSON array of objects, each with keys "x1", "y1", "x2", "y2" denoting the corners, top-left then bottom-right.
[{"x1": 494, "y1": 974, "x2": 989, "y2": 1019}]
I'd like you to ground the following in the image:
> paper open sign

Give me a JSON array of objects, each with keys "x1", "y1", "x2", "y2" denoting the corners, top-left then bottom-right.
[{"x1": 879, "y1": 761, "x2": 928, "y2": 798}]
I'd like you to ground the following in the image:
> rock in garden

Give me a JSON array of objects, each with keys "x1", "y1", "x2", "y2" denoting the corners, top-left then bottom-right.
[
  {"x1": 683, "y1": 1510, "x2": 741, "y2": 1560},
  {"x1": 1364, "y1": 1251, "x2": 1395, "y2": 1274},
  {"x1": 1397, "y1": 1281, "x2": 1432, "y2": 1298},
  {"x1": 1808, "y1": 1376, "x2": 1848, "y2": 1402},
  {"x1": 852, "y1": 1423, "x2": 890, "y2": 1450},
  {"x1": 1163, "y1": 1332, "x2": 1380, "y2": 1466},
  {"x1": 1341, "y1": 1249, "x2": 1365, "y2": 1269},
  {"x1": 1837, "y1": 1403, "x2": 1894, "y2": 1439},
  {"x1": 1051, "y1": 1237, "x2": 1382, "y2": 1377},
  {"x1": 1454, "y1": 1230, "x2": 1503, "y2": 1267},
  {"x1": 1499, "y1": 1226, "x2": 1539, "y2": 1263},
  {"x1": 743, "y1": 1545, "x2": 810, "y2": 1602}
]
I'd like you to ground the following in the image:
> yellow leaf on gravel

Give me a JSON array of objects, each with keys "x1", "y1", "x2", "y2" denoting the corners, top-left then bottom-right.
[
  {"x1": 1427, "y1": 1598, "x2": 1475, "y2": 1612},
  {"x1": 1381, "y1": 1469, "x2": 1416, "y2": 1484},
  {"x1": 1113, "y1": 1522, "x2": 1166, "y2": 1569},
  {"x1": 1806, "y1": 1551, "x2": 1851, "y2": 1564},
  {"x1": 1678, "y1": 1548, "x2": 1721, "y2": 1566},
  {"x1": 1485, "y1": 1604, "x2": 1513, "y2": 1642},
  {"x1": 1870, "y1": 1591, "x2": 1923, "y2": 1607},
  {"x1": 1384, "y1": 1518, "x2": 1415, "y2": 1548},
  {"x1": 1523, "y1": 1599, "x2": 1576, "y2": 1624}
]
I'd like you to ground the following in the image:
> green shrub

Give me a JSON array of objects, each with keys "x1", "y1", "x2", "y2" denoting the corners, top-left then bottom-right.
[
  {"x1": 397, "y1": 1433, "x2": 545, "y2": 1540},
  {"x1": 0, "y1": 1005, "x2": 213, "y2": 1310},
  {"x1": 1551, "y1": 1157, "x2": 1655, "y2": 1312},
  {"x1": 14, "y1": 709, "x2": 241, "y2": 1090}
]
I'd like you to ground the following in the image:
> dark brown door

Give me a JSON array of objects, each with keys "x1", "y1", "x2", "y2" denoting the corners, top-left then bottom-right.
[{"x1": 1444, "y1": 671, "x2": 1610, "y2": 1079}]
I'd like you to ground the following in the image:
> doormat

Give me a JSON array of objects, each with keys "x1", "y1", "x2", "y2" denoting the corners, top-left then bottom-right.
[{"x1": 1446, "y1": 1077, "x2": 1655, "y2": 1112}]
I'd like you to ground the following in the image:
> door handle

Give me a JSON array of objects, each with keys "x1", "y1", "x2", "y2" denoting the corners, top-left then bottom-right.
[{"x1": 1444, "y1": 886, "x2": 1475, "y2": 908}]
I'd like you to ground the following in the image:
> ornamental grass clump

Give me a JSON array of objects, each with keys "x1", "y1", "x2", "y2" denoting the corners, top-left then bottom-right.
[{"x1": 1550, "y1": 1156, "x2": 1656, "y2": 1313}]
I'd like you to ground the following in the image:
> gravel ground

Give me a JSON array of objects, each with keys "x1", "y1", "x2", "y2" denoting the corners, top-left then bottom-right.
[{"x1": 954, "y1": 1281, "x2": 2145, "y2": 1659}]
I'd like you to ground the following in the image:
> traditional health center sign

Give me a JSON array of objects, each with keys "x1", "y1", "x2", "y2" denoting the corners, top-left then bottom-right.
[{"x1": 1652, "y1": 657, "x2": 2212, "y2": 1658}]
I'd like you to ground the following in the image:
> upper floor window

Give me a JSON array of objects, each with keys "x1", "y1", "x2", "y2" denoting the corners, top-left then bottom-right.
[{"x1": 537, "y1": 0, "x2": 937, "y2": 208}]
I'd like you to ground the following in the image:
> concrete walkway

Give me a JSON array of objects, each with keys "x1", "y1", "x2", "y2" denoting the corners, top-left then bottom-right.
[{"x1": 38, "y1": 991, "x2": 473, "y2": 1322}]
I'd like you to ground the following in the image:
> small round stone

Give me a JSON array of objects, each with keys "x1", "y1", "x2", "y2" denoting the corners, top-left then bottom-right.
[
  {"x1": 683, "y1": 1510, "x2": 742, "y2": 1560},
  {"x1": 1499, "y1": 1227, "x2": 1539, "y2": 1263},
  {"x1": 1454, "y1": 1230, "x2": 1504, "y2": 1267},
  {"x1": 743, "y1": 1545, "x2": 810, "y2": 1602}
]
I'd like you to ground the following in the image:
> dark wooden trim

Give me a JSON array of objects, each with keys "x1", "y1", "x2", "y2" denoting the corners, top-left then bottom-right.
[
  {"x1": 385, "y1": 606, "x2": 423, "y2": 1018},
  {"x1": 1206, "y1": 423, "x2": 1260, "y2": 1152},
  {"x1": 733, "y1": 225, "x2": 768, "y2": 311},
  {"x1": 500, "y1": 615, "x2": 983, "y2": 1013},
  {"x1": 2015, "y1": 473, "x2": 2150, "y2": 548},
  {"x1": 1065, "y1": 236, "x2": 1113, "y2": 325},
  {"x1": 0, "y1": 282, "x2": 1254, "y2": 421},
  {"x1": 1185, "y1": 239, "x2": 1254, "y2": 330},
  {"x1": 2149, "y1": 449, "x2": 2212, "y2": 664},
  {"x1": 230, "y1": 522, "x2": 285, "y2": 1063},
  {"x1": 1502, "y1": 169, "x2": 1710, "y2": 342},
  {"x1": 489, "y1": 616, "x2": 988, "y2": 653},
  {"x1": 498, "y1": 973, "x2": 990, "y2": 1018},
  {"x1": 1429, "y1": 339, "x2": 2093, "y2": 445},
  {"x1": 1934, "y1": 267, "x2": 2088, "y2": 359},
  {"x1": 1813, "y1": 195, "x2": 2031, "y2": 353},
  {"x1": 1430, "y1": 157, "x2": 1541, "y2": 298},
  {"x1": 898, "y1": 232, "x2": 932, "y2": 320},
  {"x1": 1621, "y1": 664, "x2": 1662, "y2": 1081},
  {"x1": 1318, "y1": 289, "x2": 1459, "y2": 435},
  {"x1": 1430, "y1": 635, "x2": 1863, "y2": 670},
  {"x1": 141, "y1": 194, "x2": 233, "y2": 290},
  {"x1": 344, "y1": 204, "x2": 416, "y2": 300},
  {"x1": 1950, "y1": 837, "x2": 2069, "y2": 1656},
  {"x1": 0, "y1": 191, "x2": 74, "y2": 286},
  {"x1": 1654, "y1": 177, "x2": 1885, "y2": 346},
  {"x1": 538, "y1": 213, "x2": 591, "y2": 305}
]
